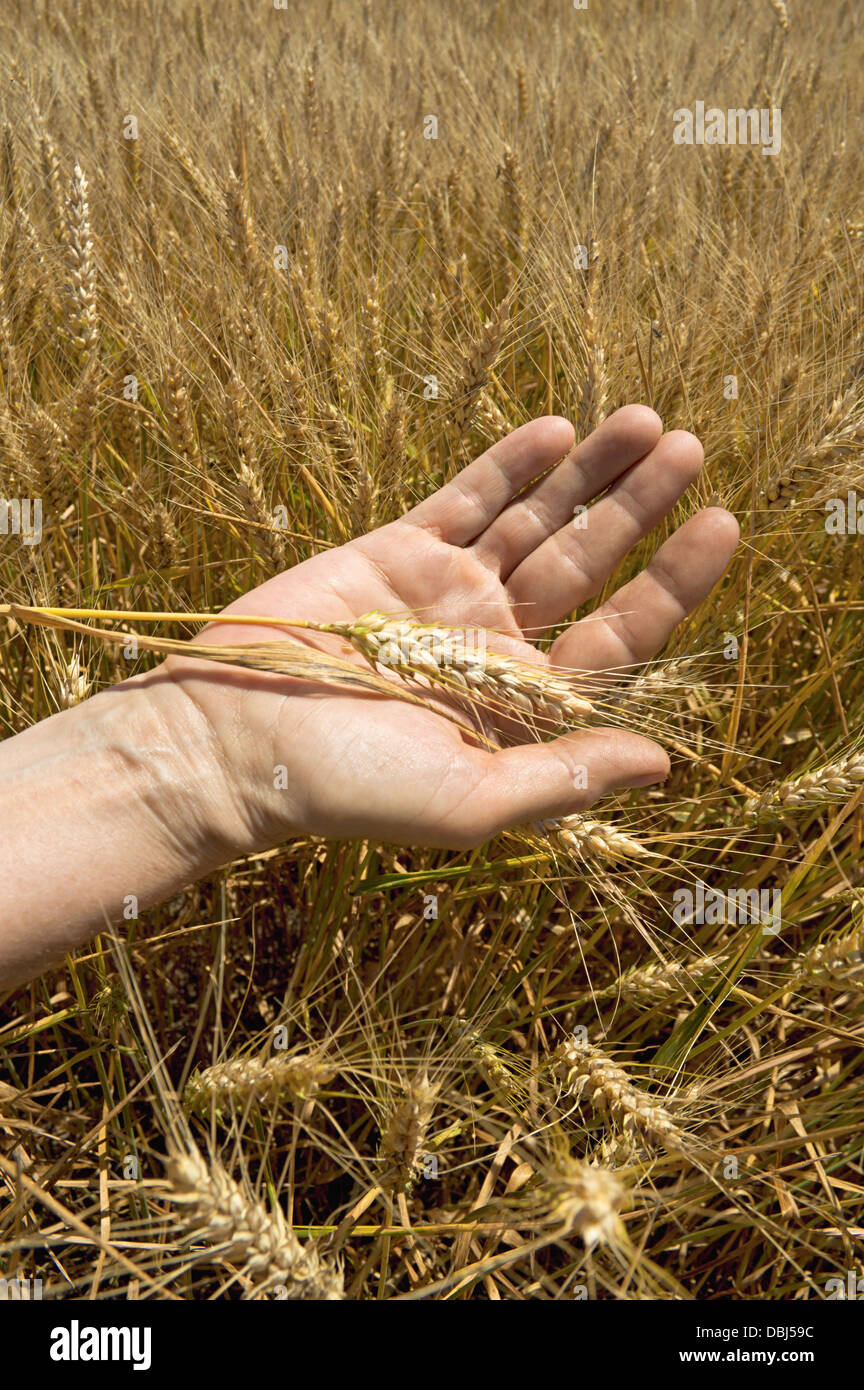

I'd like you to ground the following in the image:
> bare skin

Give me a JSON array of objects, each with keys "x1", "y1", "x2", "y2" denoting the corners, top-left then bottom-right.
[{"x1": 0, "y1": 406, "x2": 739, "y2": 989}]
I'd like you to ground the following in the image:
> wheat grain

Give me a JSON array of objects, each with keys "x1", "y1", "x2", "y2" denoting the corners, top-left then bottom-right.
[
  {"x1": 25, "y1": 409, "x2": 68, "y2": 515},
  {"x1": 57, "y1": 652, "x2": 92, "y2": 707},
  {"x1": 498, "y1": 145, "x2": 524, "y2": 286}
]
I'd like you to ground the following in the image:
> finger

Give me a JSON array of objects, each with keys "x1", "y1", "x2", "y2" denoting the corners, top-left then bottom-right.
[
  {"x1": 404, "y1": 415, "x2": 575, "y2": 547},
  {"x1": 433, "y1": 727, "x2": 669, "y2": 850},
  {"x1": 550, "y1": 508, "x2": 740, "y2": 674},
  {"x1": 473, "y1": 404, "x2": 663, "y2": 577},
  {"x1": 506, "y1": 429, "x2": 704, "y2": 634}
]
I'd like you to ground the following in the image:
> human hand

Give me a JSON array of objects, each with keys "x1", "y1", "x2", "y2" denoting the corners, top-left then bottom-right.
[{"x1": 154, "y1": 406, "x2": 739, "y2": 854}]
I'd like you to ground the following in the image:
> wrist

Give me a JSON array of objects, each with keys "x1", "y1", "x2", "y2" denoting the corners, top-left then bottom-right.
[
  {"x1": 0, "y1": 670, "x2": 253, "y2": 989},
  {"x1": 98, "y1": 666, "x2": 261, "y2": 871}
]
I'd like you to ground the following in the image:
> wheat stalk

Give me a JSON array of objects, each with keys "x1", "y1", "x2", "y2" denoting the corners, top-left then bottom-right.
[
  {"x1": 0, "y1": 604, "x2": 487, "y2": 739},
  {"x1": 0, "y1": 603, "x2": 629, "y2": 744},
  {"x1": 580, "y1": 237, "x2": 608, "y2": 432}
]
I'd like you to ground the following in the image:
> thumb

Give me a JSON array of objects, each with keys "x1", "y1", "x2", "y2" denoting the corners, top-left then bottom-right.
[{"x1": 433, "y1": 727, "x2": 668, "y2": 849}]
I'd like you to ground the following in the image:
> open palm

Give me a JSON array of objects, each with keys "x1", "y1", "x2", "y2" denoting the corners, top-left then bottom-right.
[{"x1": 160, "y1": 407, "x2": 738, "y2": 853}]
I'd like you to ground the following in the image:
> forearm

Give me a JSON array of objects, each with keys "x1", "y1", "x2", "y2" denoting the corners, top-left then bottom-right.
[{"x1": 0, "y1": 673, "x2": 246, "y2": 991}]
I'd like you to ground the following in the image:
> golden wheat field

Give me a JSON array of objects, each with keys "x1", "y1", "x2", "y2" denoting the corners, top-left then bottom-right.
[{"x1": 2, "y1": 0, "x2": 864, "y2": 1321}]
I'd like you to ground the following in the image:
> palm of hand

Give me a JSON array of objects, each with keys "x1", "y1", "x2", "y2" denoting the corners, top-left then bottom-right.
[{"x1": 163, "y1": 409, "x2": 738, "y2": 850}]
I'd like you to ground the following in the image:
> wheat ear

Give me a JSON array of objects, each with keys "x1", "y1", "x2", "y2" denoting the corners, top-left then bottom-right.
[
  {"x1": 317, "y1": 611, "x2": 596, "y2": 727},
  {"x1": 185, "y1": 1053, "x2": 336, "y2": 1114},
  {"x1": 744, "y1": 752, "x2": 864, "y2": 820},
  {"x1": 0, "y1": 606, "x2": 491, "y2": 743},
  {"x1": 448, "y1": 304, "x2": 508, "y2": 438},
  {"x1": 764, "y1": 387, "x2": 864, "y2": 508},
  {"x1": 575, "y1": 950, "x2": 732, "y2": 1004},
  {"x1": 553, "y1": 1037, "x2": 686, "y2": 1154},
  {"x1": 538, "y1": 813, "x2": 654, "y2": 863},
  {"x1": 794, "y1": 925, "x2": 864, "y2": 989},
  {"x1": 378, "y1": 1074, "x2": 439, "y2": 1188},
  {"x1": 542, "y1": 1159, "x2": 624, "y2": 1248},
  {"x1": 166, "y1": 1148, "x2": 343, "y2": 1299},
  {"x1": 64, "y1": 160, "x2": 98, "y2": 363}
]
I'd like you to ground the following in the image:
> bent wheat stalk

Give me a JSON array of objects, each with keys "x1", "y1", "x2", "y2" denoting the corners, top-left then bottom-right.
[
  {"x1": 1, "y1": 603, "x2": 603, "y2": 733},
  {"x1": 0, "y1": 603, "x2": 484, "y2": 739}
]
